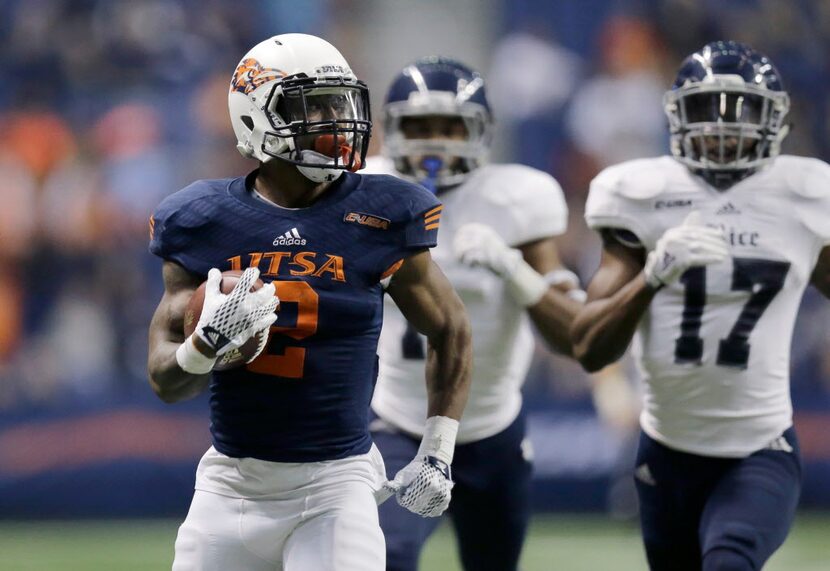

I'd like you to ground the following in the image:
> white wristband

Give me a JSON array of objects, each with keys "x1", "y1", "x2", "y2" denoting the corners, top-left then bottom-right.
[
  {"x1": 417, "y1": 416, "x2": 459, "y2": 465},
  {"x1": 567, "y1": 289, "x2": 588, "y2": 303},
  {"x1": 506, "y1": 259, "x2": 549, "y2": 307},
  {"x1": 543, "y1": 268, "x2": 581, "y2": 289},
  {"x1": 544, "y1": 268, "x2": 586, "y2": 303},
  {"x1": 175, "y1": 335, "x2": 217, "y2": 375}
]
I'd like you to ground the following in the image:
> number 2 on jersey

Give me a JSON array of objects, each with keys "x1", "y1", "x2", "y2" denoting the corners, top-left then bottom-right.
[
  {"x1": 674, "y1": 257, "x2": 790, "y2": 369},
  {"x1": 247, "y1": 281, "x2": 319, "y2": 378}
]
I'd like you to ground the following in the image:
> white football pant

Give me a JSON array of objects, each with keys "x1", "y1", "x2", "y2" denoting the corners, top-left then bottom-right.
[{"x1": 172, "y1": 445, "x2": 387, "y2": 571}]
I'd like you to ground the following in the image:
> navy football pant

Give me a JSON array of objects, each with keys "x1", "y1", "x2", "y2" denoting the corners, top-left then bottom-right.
[
  {"x1": 634, "y1": 427, "x2": 801, "y2": 571},
  {"x1": 372, "y1": 412, "x2": 532, "y2": 571}
]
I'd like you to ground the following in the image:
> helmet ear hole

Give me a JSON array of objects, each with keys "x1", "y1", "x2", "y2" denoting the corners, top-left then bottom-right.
[{"x1": 241, "y1": 115, "x2": 254, "y2": 130}]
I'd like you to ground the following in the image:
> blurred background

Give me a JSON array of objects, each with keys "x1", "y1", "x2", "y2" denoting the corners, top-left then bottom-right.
[{"x1": 1, "y1": 0, "x2": 829, "y2": 569}]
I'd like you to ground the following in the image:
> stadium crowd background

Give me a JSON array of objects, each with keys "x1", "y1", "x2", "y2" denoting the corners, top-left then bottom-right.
[{"x1": 1, "y1": 0, "x2": 830, "y2": 518}]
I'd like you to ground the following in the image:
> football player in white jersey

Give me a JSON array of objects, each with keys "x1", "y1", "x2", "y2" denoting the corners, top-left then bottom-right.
[
  {"x1": 572, "y1": 40, "x2": 830, "y2": 571},
  {"x1": 366, "y1": 57, "x2": 584, "y2": 571}
]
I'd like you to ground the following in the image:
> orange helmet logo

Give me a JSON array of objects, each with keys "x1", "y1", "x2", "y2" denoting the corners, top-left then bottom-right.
[{"x1": 230, "y1": 58, "x2": 285, "y2": 95}]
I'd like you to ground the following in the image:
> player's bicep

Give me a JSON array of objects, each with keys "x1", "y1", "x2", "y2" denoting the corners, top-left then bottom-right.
[
  {"x1": 386, "y1": 250, "x2": 467, "y2": 339},
  {"x1": 586, "y1": 229, "x2": 647, "y2": 302},
  {"x1": 149, "y1": 261, "x2": 202, "y2": 347}
]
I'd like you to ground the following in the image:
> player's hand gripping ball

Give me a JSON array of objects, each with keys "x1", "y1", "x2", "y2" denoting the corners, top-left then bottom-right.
[{"x1": 183, "y1": 269, "x2": 278, "y2": 370}]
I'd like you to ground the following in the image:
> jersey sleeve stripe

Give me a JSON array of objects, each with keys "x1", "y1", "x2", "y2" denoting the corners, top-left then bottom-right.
[
  {"x1": 424, "y1": 213, "x2": 442, "y2": 224},
  {"x1": 424, "y1": 205, "x2": 443, "y2": 218},
  {"x1": 424, "y1": 223, "x2": 440, "y2": 231},
  {"x1": 380, "y1": 259, "x2": 404, "y2": 280}
]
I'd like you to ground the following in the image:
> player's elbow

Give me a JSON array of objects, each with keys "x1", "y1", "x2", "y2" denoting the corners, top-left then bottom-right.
[
  {"x1": 571, "y1": 320, "x2": 616, "y2": 373},
  {"x1": 444, "y1": 306, "x2": 472, "y2": 351},
  {"x1": 431, "y1": 302, "x2": 472, "y2": 362},
  {"x1": 573, "y1": 338, "x2": 625, "y2": 372},
  {"x1": 147, "y1": 361, "x2": 198, "y2": 404},
  {"x1": 148, "y1": 373, "x2": 180, "y2": 404},
  {"x1": 575, "y1": 350, "x2": 613, "y2": 373}
]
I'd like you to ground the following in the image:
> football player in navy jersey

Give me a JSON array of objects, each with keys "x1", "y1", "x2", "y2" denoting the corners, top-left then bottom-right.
[{"x1": 146, "y1": 34, "x2": 471, "y2": 571}]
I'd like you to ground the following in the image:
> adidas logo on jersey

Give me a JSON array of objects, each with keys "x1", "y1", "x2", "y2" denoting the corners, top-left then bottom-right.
[
  {"x1": 273, "y1": 228, "x2": 307, "y2": 246},
  {"x1": 716, "y1": 202, "x2": 741, "y2": 215}
]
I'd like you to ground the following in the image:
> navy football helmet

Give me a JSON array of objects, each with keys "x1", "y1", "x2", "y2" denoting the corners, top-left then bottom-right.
[
  {"x1": 383, "y1": 57, "x2": 493, "y2": 190},
  {"x1": 663, "y1": 41, "x2": 790, "y2": 188}
]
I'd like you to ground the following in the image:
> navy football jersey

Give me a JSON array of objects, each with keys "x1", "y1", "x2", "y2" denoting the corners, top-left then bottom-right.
[{"x1": 149, "y1": 170, "x2": 441, "y2": 462}]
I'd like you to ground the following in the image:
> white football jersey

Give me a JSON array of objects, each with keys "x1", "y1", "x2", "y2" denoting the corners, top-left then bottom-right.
[
  {"x1": 367, "y1": 156, "x2": 568, "y2": 443},
  {"x1": 586, "y1": 155, "x2": 830, "y2": 457}
]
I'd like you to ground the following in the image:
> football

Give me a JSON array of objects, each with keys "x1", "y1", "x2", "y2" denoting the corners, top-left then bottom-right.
[{"x1": 183, "y1": 270, "x2": 273, "y2": 371}]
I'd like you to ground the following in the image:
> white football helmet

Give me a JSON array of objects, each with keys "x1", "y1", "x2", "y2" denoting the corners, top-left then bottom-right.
[{"x1": 228, "y1": 33, "x2": 371, "y2": 182}]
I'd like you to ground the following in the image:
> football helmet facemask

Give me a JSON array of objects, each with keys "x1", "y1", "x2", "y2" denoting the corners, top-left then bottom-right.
[
  {"x1": 663, "y1": 40, "x2": 790, "y2": 189},
  {"x1": 228, "y1": 33, "x2": 371, "y2": 183},
  {"x1": 383, "y1": 57, "x2": 492, "y2": 191}
]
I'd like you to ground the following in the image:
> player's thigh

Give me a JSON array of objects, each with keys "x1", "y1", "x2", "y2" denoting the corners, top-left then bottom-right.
[
  {"x1": 634, "y1": 432, "x2": 711, "y2": 571},
  {"x1": 700, "y1": 429, "x2": 802, "y2": 570},
  {"x1": 450, "y1": 467, "x2": 531, "y2": 571},
  {"x1": 173, "y1": 490, "x2": 280, "y2": 571},
  {"x1": 450, "y1": 425, "x2": 533, "y2": 571},
  {"x1": 283, "y1": 482, "x2": 385, "y2": 571},
  {"x1": 377, "y1": 488, "x2": 442, "y2": 571}
]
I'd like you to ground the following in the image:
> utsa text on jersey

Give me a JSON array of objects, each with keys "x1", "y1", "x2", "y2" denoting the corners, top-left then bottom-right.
[{"x1": 227, "y1": 251, "x2": 346, "y2": 282}]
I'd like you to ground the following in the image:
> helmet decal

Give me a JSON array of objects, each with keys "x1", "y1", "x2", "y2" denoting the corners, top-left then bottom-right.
[{"x1": 230, "y1": 58, "x2": 285, "y2": 95}]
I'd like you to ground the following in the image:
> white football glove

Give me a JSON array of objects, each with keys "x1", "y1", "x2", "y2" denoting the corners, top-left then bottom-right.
[
  {"x1": 177, "y1": 267, "x2": 278, "y2": 374},
  {"x1": 196, "y1": 267, "x2": 278, "y2": 354},
  {"x1": 643, "y1": 211, "x2": 729, "y2": 289},
  {"x1": 453, "y1": 223, "x2": 522, "y2": 277},
  {"x1": 378, "y1": 416, "x2": 458, "y2": 518},
  {"x1": 453, "y1": 223, "x2": 549, "y2": 307}
]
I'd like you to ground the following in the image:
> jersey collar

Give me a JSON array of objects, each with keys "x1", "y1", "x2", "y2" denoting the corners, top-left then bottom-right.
[{"x1": 228, "y1": 169, "x2": 361, "y2": 214}]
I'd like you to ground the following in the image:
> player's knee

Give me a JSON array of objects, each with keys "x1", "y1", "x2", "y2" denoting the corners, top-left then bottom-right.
[
  {"x1": 703, "y1": 520, "x2": 767, "y2": 571},
  {"x1": 702, "y1": 547, "x2": 754, "y2": 571}
]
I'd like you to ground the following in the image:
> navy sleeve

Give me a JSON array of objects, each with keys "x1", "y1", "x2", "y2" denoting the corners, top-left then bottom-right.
[
  {"x1": 374, "y1": 181, "x2": 442, "y2": 278},
  {"x1": 148, "y1": 183, "x2": 216, "y2": 277},
  {"x1": 403, "y1": 200, "x2": 441, "y2": 250}
]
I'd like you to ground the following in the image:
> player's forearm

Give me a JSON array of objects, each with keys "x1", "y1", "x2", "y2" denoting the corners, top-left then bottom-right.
[
  {"x1": 148, "y1": 338, "x2": 211, "y2": 403},
  {"x1": 527, "y1": 288, "x2": 582, "y2": 356},
  {"x1": 424, "y1": 312, "x2": 472, "y2": 421},
  {"x1": 571, "y1": 273, "x2": 656, "y2": 372}
]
